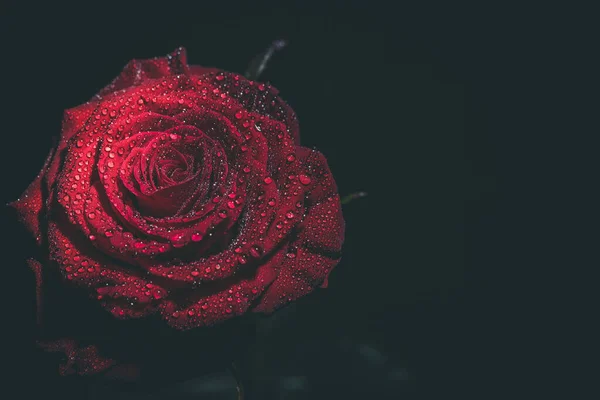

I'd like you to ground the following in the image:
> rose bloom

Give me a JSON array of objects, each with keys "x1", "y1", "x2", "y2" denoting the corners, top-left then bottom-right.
[{"x1": 11, "y1": 48, "x2": 344, "y2": 377}]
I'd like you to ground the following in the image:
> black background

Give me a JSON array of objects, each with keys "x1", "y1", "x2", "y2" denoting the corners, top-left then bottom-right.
[{"x1": 1, "y1": 1, "x2": 585, "y2": 399}]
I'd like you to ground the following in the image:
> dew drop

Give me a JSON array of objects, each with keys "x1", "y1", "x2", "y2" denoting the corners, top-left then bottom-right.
[
  {"x1": 191, "y1": 232, "x2": 203, "y2": 242},
  {"x1": 171, "y1": 233, "x2": 185, "y2": 248},
  {"x1": 299, "y1": 174, "x2": 312, "y2": 185}
]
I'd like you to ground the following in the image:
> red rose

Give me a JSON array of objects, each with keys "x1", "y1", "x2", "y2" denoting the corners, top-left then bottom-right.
[{"x1": 12, "y1": 47, "x2": 344, "y2": 375}]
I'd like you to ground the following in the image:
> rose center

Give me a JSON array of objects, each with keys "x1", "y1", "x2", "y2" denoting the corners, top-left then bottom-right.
[{"x1": 152, "y1": 144, "x2": 199, "y2": 189}]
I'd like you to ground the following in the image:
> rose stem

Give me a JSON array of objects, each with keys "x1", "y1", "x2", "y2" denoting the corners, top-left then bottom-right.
[{"x1": 229, "y1": 361, "x2": 245, "y2": 400}]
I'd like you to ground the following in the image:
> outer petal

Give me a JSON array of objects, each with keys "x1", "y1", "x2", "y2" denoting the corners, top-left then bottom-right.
[
  {"x1": 190, "y1": 65, "x2": 220, "y2": 76},
  {"x1": 96, "y1": 47, "x2": 220, "y2": 99},
  {"x1": 206, "y1": 71, "x2": 301, "y2": 144},
  {"x1": 253, "y1": 148, "x2": 345, "y2": 313},
  {"x1": 47, "y1": 216, "x2": 167, "y2": 319},
  {"x1": 9, "y1": 147, "x2": 54, "y2": 244},
  {"x1": 11, "y1": 101, "x2": 98, "y2": 244},
  {"x1": 27, "y1": 258, "x2": 117, "y2": 376},
  {"x1": 46, "y1": 101, "x2": 98, "y2": 196},
  {"x1": 96, "y1": 47, "x2": 188, "y2": 97},
  {"x1": 27, "y1": 258, "x2": 43, "y2": 325},
  {"x1": 37, "y1": 339, "x2": 116, "y2": 376},
  {"x1": 158, "y1": 247, "x2": 284, "y2": 330}
]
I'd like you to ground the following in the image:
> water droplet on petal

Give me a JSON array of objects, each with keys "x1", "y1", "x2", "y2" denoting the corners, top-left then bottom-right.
[
  {"x1": 191, "y1": 232, "x2": 203, "y2": 242},
  {"x1": 250, "y1": 246, "x2": 262, "y2": 258},
  {"x1": 299, "y1": 174, "x2": 312, "y2": 185},
  {"x1": 286, "y1": 250, "x2": 297, "y2": 259},
  {"x1": 171, "y1": 233, "x2": 185, "y2": 248}
]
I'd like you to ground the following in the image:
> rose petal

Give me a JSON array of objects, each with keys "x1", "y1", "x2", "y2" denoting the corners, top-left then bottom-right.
[
  {"x1": 96, "y1": 47, "x2": 191, "y2": 98},
  {"x1": 254, "y1": 149, "x2": 344, "y2": 313},
  {"x1": 48, "y1": 216, "x2": 165, "y2": 319},
  {"x1": 158, "y1": 248, "x2": 284, "y2": 330},
  {"x1": 252, "y1": 247, "x2": 340, "y2": 314},
  {"x1": 205, "y1": 72, "x2": 301, "y2": 144},
  {"x1": 9, "y1": 147, "x2": 54, "y2": 244}
]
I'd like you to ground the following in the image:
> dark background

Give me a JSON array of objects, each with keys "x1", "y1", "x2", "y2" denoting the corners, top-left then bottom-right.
[{"x1": 1, "y1": 1, "x2": 583, "y2": 399}]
